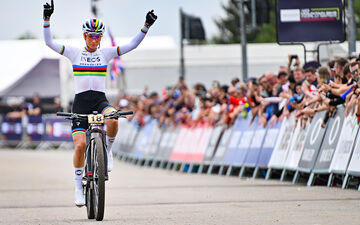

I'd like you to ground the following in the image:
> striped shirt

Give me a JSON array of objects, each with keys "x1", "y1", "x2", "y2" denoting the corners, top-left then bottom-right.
[{"x1": 43, "y1": 20, "x2": 148, "y2": 94}]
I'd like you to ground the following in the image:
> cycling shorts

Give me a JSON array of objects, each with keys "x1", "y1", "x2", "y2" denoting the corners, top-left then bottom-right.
[{"x1": 71, "y1": 90, "x2": 115, "y2": 136}]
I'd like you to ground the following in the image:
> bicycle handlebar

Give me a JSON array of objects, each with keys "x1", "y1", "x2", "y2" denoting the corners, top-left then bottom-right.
[
  {"x1": 56, "y1": 110, "x2": 134, "y2": 121},
  {"x1": 56, "y1": 112, "x2": 73, "y2": 117}
]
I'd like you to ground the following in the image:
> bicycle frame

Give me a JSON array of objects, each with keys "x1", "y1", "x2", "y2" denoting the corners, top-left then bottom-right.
[{"x1": 85, "y1": 124, "x2": 108, "y2": 182}]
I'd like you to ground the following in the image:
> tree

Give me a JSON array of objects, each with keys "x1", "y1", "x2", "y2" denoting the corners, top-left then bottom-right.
[
  {"x1": 17, "y1": 31, "x2": 37, "y2": 40},
  {"x1": 211, "y1": 0, "x2": 276, "y2": 44}
]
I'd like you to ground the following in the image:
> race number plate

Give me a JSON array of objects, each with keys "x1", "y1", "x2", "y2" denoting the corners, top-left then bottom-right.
[{"x1": 88, "y1": 114, "x2": 104, "y2": 124}]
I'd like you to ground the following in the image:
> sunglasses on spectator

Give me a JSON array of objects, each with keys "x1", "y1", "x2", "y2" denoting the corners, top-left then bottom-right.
[
  {"x1": 86, "y1": 34, "x2": 102, "y2": 40},
  {"x1": 351, "y1": 69, "x2": 359, "y2": 75}
]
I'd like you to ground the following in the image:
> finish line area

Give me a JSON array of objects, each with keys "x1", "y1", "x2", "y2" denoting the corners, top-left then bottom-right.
[{"x1": 0, "y1": 149, "x2": 359, "y2": 225}]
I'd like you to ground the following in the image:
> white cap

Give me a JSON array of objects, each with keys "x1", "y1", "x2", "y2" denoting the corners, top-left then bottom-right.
[{"x1": 119, "y1": 99, "x2": 129, "y2": 107}]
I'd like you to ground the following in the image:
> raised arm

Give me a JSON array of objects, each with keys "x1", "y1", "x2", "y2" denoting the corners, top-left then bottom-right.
[
  {"x1": 43, "y1": 0, "x2": 64, "y2": 54},
  {"x1": 102, "y1": 10, "x2": 158, "y2": 61}
]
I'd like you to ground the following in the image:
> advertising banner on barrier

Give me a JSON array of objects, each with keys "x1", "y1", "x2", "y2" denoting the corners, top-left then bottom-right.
[
  {"x1": 346, "y1": 129, "x2": 360, "y2": 176},
  {"x1": 183, "y1": 125, "x2": 203, "y2": 162},
  {"x1": 159, "y1": 127, "x2": 179, "y2": 161},
  {"x1": 329, "y1": 113, "x2": 359, "y2": 174},
  {"x1": 170, "y1": 125, "x2": 189, "y2": 161},
  {"x1": 185, "y1": 123, "x2": 213, "y2": 162},
  {"x1": 268, "y1": 114, "x2": 296, "y2": 169},
  {"x1": 222, "y1": 116, "x2": 251, "y2": 165},
  {"x1": 112, "y1": 119, "x2": 129, "y2": 154},
  {"x1": 257, "y1": 122, "x2": 281, "y2": 167},
  {"x1": 232, "y1": 116, "x2": 258, "y2": 166},
  {"x1": 27, "y1": 116, "x2": 44, "y2": 142},
  {"x1": 283, "y1": 119, "x2": 309, "y2": 170},
  {"x1": 1, "y1": 116, "x2": 22, "y2": 141},
  {"x1": 243, "y1": 121, "x2": 268, "y2": 167},
  {"x1": 297, "y1": 111, "x2": 327, "y2": 172},
  {"x1": 313, "y1": 107, "x2": 345, "y2": 172},
  {"x1": 43, "y1": 117, "x2": 72, "y2": 142},
  {"x1": 133, "y1": 121, "x2": 154, "y2": 158},
  {"x1": 143, "y1": 120, "x2": 162, "y2": 158},
  {"x1": 203, "y1": 125, "x2": 224, "y2": 163},
  {"x1": 211, "y1": 127, "x2": 232, "y2": 164}
]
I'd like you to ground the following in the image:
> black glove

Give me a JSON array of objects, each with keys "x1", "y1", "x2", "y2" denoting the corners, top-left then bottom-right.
[
  {"x1": 43, "y1": 0, "x2": 54, "y2": 20},
  {"x1": 145, "y1": 10, "x2": 157, "y2": 27}
]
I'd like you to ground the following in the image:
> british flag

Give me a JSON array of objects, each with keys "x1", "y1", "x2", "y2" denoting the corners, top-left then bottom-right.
[{"x1": 108, "y1": 28, "x2": 125, "y2": 84}]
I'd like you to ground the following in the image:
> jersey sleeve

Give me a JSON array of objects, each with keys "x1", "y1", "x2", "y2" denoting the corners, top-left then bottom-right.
[
  {"x1": 101, "y1": 26, "x2": 149, "y2": 63},
  {"x1": 43, "y1": 21, "x2": 79, "y2": 62}
]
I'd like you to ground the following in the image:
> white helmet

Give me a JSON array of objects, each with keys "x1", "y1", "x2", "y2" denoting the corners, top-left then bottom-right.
[{"x1": 82, "y1": 18, "x2": 105, "y2": 35}]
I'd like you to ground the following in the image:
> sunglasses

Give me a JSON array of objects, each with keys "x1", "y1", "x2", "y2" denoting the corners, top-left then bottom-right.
[
  {"x1": 351, "y1": 69, "x2": 359, "y2": 75},
  {"x1": 86, "y1": 34, "x2": 102, "y2": 40}
]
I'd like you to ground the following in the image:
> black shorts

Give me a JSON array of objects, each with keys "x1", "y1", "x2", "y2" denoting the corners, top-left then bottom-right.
[{"x1": 71, "y1": 90, "x2": 115, "y2": 136}]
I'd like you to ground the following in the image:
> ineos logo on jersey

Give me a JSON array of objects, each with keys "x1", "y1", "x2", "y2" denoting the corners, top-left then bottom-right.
[{"x1": 81, "y1": 56, "x2": 100, "y2": 63}]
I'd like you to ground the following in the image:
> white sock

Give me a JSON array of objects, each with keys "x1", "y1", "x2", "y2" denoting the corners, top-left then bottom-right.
[
  {"x1": 74, "y1": 167, "x2": 84, "y2": 190},
  {"x1": 106, "y1": 136, "x2": 115, "y2": 153}
]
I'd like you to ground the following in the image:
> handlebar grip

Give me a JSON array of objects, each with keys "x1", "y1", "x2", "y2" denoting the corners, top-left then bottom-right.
[
  {"x1": 118, "y1": 111, "x2": 134, "y2": 116},
  {"x1": 56, "y1": 112, "x2": 72, "y2": 117}
]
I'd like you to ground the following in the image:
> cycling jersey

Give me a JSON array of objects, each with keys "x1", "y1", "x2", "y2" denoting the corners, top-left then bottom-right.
[{"x1": 43, "y1": 20, "x2": 148, "y2": 94}]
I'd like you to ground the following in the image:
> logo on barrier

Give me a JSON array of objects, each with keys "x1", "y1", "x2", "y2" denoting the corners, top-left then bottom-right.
[
  {"x1": 310, "y1": 118, "x2": 322, "y2": 145},
  {"x1": 328, "y1": 116, "x2": 340, "y2": 145}
]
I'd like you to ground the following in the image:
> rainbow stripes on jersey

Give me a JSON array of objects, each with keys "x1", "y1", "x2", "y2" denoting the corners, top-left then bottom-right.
[
  {"x1": 60, "y1": 45, "x2": 65, "y2": 55},
  {"x1": 72, "y1": 128, "x2": 86, "y2": 136},
  {"x1": 141, "y1": 28, "x2": 147, "y2": 34},
  {"x1": 101, "y1": 106, "x2": 116, "y2": 115},
  {"x1": 72, "y1": 65, "x2": 107, "y2": 77}
]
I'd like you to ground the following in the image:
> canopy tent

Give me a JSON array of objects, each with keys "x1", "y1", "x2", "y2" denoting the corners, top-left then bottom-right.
[{"x1": 0, "y1": 58, "x2": 60, "y2": 98}]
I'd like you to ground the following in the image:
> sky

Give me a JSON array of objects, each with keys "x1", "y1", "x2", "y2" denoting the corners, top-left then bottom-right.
[{"x1": 1, "y1": 0, "x2": 228, "y2": 44}]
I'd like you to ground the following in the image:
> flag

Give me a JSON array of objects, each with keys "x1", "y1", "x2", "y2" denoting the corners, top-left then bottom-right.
[
  {"x1": 108, "y1": 28, "x2": 125, "y2": 84},
  {"x1": 181, "y1": 11, "x2": 206, "y2": 40}
]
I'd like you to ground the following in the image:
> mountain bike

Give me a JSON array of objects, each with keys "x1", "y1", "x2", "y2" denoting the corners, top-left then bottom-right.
[{"x1": 57, "y1": 110, "x2": 133, "y2": 221}]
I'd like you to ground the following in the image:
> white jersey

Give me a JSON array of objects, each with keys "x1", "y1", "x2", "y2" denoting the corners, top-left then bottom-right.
[{"x1": 43, "y1": 20, "x2": 148, "y2": 94}]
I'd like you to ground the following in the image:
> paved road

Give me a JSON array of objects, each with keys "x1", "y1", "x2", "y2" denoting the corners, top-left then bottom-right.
[{"x1": 0, "y1": 149, "x2": 360, "y2": 225}]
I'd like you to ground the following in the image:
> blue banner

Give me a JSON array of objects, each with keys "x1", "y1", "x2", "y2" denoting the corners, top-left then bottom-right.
[
  {"x1": 232, "y1": 116, "x2": 258, "y2": 166},
  {"x1": 1, "y1": 115, "x2": 22, "y2": 141},
  {"x1": 257, "y1": 122, "x2": 281, "y2": 167},
  {"x1": 222, "y1": 116, "x2": 250, "y2": 165},
  {"x1": 243, "y1": 120, "x2": 268, "y2": 167}
]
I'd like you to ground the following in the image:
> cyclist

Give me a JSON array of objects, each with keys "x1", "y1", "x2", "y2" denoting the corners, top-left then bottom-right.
[{"x1": 43, "y1": 0, "x2": 157, "y2": 207}]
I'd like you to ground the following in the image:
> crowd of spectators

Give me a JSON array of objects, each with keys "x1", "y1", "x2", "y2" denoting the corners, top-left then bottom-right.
[{"x1": 115, "y1": 54, "x2": 360, "y2": 130}]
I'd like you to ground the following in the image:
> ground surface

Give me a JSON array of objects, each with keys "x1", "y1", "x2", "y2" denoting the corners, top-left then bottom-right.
[{"x1": 0, "y1": 149, "x2": 360, "y2": 225}]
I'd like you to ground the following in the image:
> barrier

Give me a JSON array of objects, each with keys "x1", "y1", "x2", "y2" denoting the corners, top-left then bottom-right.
[
  {"x1": 328, "y1": 112, "x2": 359, "y2": 187},
  {"x1": 132, "y1": 120, "x2": 155, "y2": 159},
  {"x1": 232, "y1": 116, "x2": 258, "y2": 167},
  {"x1": 308, "y1": 107, "x2": 345, "y2": 186},
  {"x1": 203, "y1": 125, "x2": 224, "y2": 163},
  {"x1": 343, "y1": 120, "x2": 360, "y2": 190},
  {"x1": 1, "y1": 115, "x2": 22, "y2": 142},
  {"x1": 255, "y1": 122, "x2": 281, "y2": 176},
  {"x1": 293, "y1": 111, "x2": 327, "y2": 184},
  {"x1": 42, "y1": 117, "x2": 72, "y2": 142},
  {"x1": 27, "y1": 116, "x2": 44, "y2": 142},
  {"x1": 266, "y1": 114, "x2": 296, "y2": 179},
  {"x1": 222, "y1": 116, "x2": 251, "y2": 165},
  {"x1": 281, "y1": 119, "x2": 310, "y2": 181}
]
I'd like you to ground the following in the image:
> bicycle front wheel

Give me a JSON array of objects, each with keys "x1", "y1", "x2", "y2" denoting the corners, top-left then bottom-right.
[{"x1": 93, "y1": 137, "x2": 105, "y2": 221}]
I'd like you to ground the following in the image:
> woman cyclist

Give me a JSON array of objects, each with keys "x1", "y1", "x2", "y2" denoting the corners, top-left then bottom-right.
[{"x1": 43, "y1": 0, "x2": 157, "y2": 207}]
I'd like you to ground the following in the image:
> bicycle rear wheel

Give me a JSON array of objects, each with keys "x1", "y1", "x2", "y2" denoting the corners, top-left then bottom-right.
[{"x1": 93, "y1": 137, "x2": 105, "y2": 221}]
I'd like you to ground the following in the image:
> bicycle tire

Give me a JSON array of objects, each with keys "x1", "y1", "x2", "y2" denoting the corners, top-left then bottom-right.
[
  {"x1": 93, "y1": 137, "x2": 105, "y2": 221},
  {"x1": 86, "y1": 181, "x2": 95, "y2": 219}
]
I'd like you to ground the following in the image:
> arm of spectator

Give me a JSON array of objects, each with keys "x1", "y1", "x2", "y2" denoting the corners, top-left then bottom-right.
[{"x1": 330, "y1": 84, "x2": 354, "y2": 96}]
